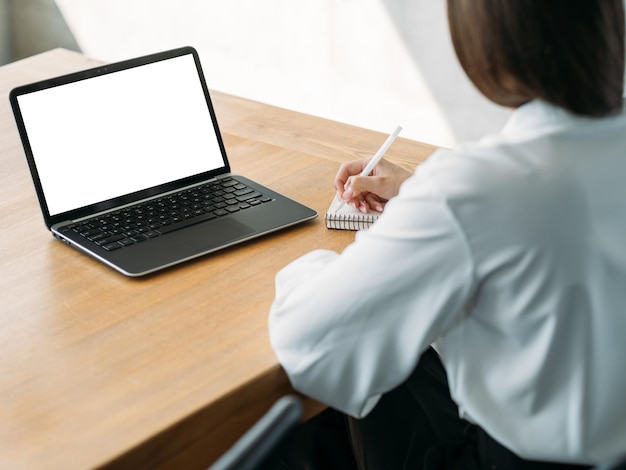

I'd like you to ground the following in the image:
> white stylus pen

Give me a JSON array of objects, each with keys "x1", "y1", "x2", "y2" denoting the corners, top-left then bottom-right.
[
  {"x1": 343, "y1": 125, "x2": 403, "y2": 195},
  {"x1": 355, "y1": 125, "x2": 403, "y2": 181}
]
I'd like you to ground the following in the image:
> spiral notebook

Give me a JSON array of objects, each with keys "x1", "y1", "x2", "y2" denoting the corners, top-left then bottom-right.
[{"x1": 324, "y1": 196, "x2": 381, "y2": 231}]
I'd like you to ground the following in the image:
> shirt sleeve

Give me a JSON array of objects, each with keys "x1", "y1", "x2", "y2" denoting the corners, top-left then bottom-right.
[{"x1": 268, "y1": 157, "x2": 475, "y2": 418}]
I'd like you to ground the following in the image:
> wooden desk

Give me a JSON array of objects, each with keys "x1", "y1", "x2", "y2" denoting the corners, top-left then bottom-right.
[{"x1": 0, "y1": 49, "x2": 436, "y2": 470}]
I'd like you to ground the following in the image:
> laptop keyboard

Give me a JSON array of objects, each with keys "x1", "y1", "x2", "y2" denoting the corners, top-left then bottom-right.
[{"x1": 66, "y1": 177, "x2": 272, "y2": 251}]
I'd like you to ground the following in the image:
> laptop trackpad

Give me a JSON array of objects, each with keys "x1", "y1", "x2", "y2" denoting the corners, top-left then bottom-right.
[{"x1": 190, "y1": 218, "x2": 255, "y2": 251}]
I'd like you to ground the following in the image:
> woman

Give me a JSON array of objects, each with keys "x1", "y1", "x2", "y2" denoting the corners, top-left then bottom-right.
[{"x1": 268, "y1": 1, "x2": 626, "y2": 468}]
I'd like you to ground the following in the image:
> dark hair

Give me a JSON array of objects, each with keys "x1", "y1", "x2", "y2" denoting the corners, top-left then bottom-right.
[{"x1": 447, "y1": 0, "x2": 625, "y2": 117}]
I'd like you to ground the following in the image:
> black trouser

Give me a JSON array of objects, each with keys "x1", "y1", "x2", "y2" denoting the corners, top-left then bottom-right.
[{"x1": 262, "y1": 347, "x2": 592, "y2": 470}]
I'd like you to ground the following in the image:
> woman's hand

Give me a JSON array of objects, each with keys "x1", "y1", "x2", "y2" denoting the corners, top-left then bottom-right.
[{"x1": 334, "y1": 158, "x2": 412, "y2": 213}]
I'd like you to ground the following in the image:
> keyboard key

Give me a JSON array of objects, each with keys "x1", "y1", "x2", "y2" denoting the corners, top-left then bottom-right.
[
  {"x1": 88, "y1": 232, "x2": 108, "y2": 242},
  {"x1": 80, "y1": 228, "x2": 103, "y2": 237},
  {"x1": 102, "y1": 242, "x2": 122, "y2": 251},
  {"x1": 97, "y1": 234, "x2": 125, "y2": 245},
  {"x1": 233, "y1": 187, "x2": 254, "y2": 196},
  {"x1": 236, "y1": 191, "x2": 262, "y2": 202}
]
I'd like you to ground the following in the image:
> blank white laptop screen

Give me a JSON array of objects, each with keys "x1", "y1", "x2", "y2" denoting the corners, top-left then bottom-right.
[{"x1": 17, "y1": 54, "x2": 224, "y2": 216}]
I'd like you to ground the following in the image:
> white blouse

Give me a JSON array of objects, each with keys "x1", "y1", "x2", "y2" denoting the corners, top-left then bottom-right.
[{"x1": 268, "y1": 100, "x2": 626, "y2": 464}]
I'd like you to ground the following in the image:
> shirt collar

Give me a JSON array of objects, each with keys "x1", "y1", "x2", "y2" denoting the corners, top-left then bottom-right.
[{"x1": 500, "y1": 100, "x2": 584, "y2": 138}]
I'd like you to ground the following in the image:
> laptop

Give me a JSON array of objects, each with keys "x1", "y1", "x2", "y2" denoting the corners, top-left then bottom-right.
[{"x1": 10, "y1": 46, "x2": 317, "y2": 277}]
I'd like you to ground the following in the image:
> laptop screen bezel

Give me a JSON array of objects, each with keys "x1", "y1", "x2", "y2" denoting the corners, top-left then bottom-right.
[{"x1": 9, "y1": 46, "x2": 231, "y2": 229}]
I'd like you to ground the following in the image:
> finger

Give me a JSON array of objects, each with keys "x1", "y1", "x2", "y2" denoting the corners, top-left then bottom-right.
[
  {"x1": 334, "y1": 159, "x2": 369, "y2": 192},
  {"x1": 364, "y1": 193, "x2": 386, "y2": 212},
  {"x1": 341, "y1": 185, "x2": 355, "y2": 201},
  {"x1": 358, "y1": 200, "x2": 369, "y2": 213},
  {"x1": 348, "y1": 175, "x2": 390, "y2": 200}
]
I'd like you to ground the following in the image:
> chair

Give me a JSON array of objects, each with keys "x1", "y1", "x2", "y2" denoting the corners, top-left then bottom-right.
[
  {"x1": 207, "y1": 394, "x2": 623, "y2": 470},
  {"x1": 595, "y1": 456, "x2": 626, "y2": 470},
  {"x1": 208, "y1": 395, "x2": 303, "y2": 470}
]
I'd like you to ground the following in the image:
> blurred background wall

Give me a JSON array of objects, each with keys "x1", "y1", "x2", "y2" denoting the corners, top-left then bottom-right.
[
  {"x1": 0, "y1": 0, "x2": 79, "y2": 63},
  {"x1": 2, "y1": 0, "x2": 512, "y2": 148}
]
